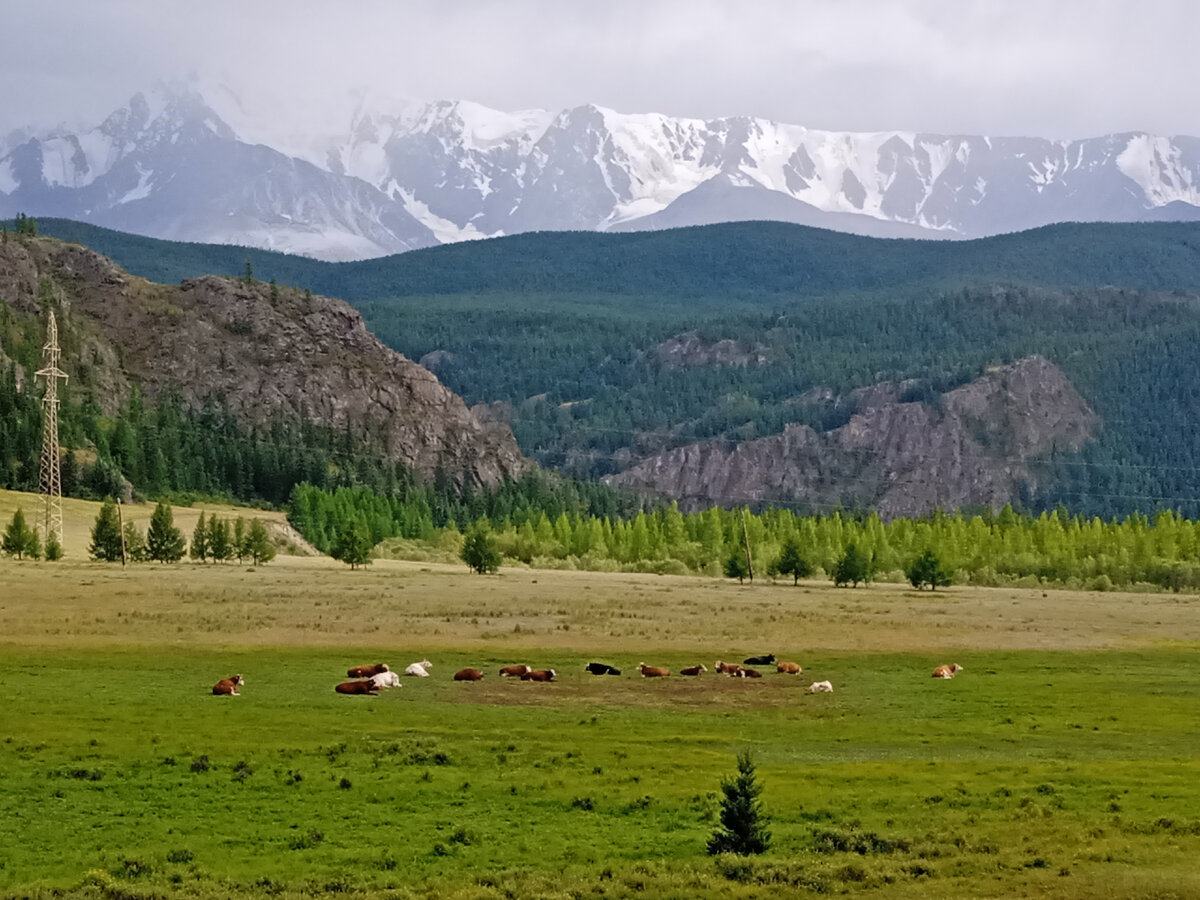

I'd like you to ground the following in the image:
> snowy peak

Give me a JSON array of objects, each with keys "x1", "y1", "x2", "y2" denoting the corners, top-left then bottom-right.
[{"x1": 4, "y1": 84, "x2": 1200, "y2": 259}]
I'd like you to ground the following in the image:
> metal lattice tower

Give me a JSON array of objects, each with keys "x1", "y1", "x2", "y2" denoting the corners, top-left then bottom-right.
[{"x1": 36, "y1": 311, "x2": 68, "y2": 544}]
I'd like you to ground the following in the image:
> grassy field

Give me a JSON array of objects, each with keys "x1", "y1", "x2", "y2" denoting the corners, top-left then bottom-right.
[{"x1": 2, "y1": 491, "x2": 1200, "y2": 898}]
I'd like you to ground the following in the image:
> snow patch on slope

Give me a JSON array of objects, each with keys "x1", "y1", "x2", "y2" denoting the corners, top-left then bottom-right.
[{"x1": 1117, "y1": 134, "x2": 1200, "y2": 205}]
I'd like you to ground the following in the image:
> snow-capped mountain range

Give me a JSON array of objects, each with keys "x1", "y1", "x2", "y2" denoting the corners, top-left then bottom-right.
[{"x1": 3, "y1": 83, "x2": 1199, "y2": 260}]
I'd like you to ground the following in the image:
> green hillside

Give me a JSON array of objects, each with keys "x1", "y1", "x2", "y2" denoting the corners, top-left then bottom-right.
[{"x1": 13, "y1": 217, "x2": 1200, "y2": 518}]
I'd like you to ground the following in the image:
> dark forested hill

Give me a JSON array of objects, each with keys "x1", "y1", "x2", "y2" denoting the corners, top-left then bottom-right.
[
  {"x1": 26, "y1": 217, "x2": 1200, "y2": 299},
  {"x1": 15, "y1": 217, "x2": 1200, "y2": 518}
]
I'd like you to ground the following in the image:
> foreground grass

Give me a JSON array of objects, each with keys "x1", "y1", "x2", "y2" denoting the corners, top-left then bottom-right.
[{"x1": 3, "y1": 545, "x2": 1200, "y2": 897}]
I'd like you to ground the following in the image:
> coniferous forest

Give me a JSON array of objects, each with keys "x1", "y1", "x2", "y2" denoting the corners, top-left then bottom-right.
[{"x1": 7, "y1": 217, "x2": 1200, "y2": 588}]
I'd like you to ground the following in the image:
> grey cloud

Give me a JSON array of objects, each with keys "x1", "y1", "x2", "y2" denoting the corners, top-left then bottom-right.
[{"x1": 2, "y1": 0, "x2": 1197, "y2": 139}]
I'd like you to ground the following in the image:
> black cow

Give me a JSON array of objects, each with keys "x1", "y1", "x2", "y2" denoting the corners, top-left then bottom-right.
[
  {"x1": 743, "y1": 653, "x2": 775, "y2": 666},
  {"x1": 584, "y1": 662, "x2": 622, "y2": 676}
]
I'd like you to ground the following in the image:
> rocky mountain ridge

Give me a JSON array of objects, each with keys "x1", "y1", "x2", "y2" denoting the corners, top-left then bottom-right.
[
  {"x1": 0, "y1": 235, "x2": 528, "y2": 487},
  {"x1": 605, "y1": 356, "x2": 1097, "y2": 518},
  {"x1": 2, "y1": 83, "x2": 1199, "y2": 259}
]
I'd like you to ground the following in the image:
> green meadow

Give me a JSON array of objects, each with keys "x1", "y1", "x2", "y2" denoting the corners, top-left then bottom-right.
[{"x1": 2, "y1": 492, "x2": 1200, "y2": 898}]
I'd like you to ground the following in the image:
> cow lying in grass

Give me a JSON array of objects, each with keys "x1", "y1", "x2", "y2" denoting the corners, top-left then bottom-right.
[
  {"x1": 335, "y1": 680, "x2": 378, "y2": 695},
  {"x1": 715, "y1": 661, "x2": 743, "y2": 676},
  {"x1": 931, "y1": 663, "x2": 964, "y2": 679},
  {"x1": 347, "y1": 663, "x2": 389, "y2": 678},
  {"x1": 405, "y1": 660, "x2": 432, "y2": 677},
  {"x1": 679, "y1": 664, "x2": 707, "y2": 676},
  {"x1": 499, "y1": 664, "x2": 532, "y2": 677},
  {"x1": 585, "y1": 662, "x2": 621, "y2": 675},
  {"x1": 454, "y1": 668, "x2": 484, "y2": 681},
  {"x1": 370, "y1": 670, "x2": 401, "y2": 689},
  {"x1": 809, "y1": 680, "x2": 834, "y2": 693},
  {"x1": 638, "y1": 663, "x2": 670, "y2": 677},
  {"x1": 776, "y1": 661, "x2": 803, "y2": 674},
  {"x1": 520, "y1": 668, "x2": 556, "y2": 682},
  {"x1": 743, "y1": 653, "x2": 775, "y2": 666},
  {"x1": 212, "y1": 674, "x2": 243, "y2": 696}
]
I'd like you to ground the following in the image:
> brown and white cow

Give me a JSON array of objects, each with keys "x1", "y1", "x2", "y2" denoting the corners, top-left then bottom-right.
[
  {"x1": 715, "y1": 661, "x2": 743, "y2": 676},
  {"x1": 931, "y1": 663, "x2": 964, "y2": 679},
  {"x1": 638, "y1": 663, "x2": 670, "y2": 677},
  {"x1": 347, "y1": 663, "x2": 389, "y2": 678},
  {"x1": 776, "y1": 661, "x2": 803, "y2": 675},
  {"x1": 679, "y1": 664, "x2": 707, "y2": 676},
  {"x1": 212, "y1": 674, "x2": 243, "y2": 696},
  {"x1": 499, "y1": 664, "x2": 532, "y2": 678},
  {"x1": 335, "y1": 679, "x2": 378, "y2": 695},
  {"x1": 737, "y1": 667, "x2": 764, "y2": 679},
  {"x1": 454, "y1": 667, "x2": 484, "y2": 681},
  {"x1": 521, "y1": 668, "x2": 556, "y2": 682}
]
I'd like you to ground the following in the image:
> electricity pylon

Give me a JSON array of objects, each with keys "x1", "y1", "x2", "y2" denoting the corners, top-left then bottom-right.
[{"x1": 36, "y1": 311, "x2": 68, "y2": 545}]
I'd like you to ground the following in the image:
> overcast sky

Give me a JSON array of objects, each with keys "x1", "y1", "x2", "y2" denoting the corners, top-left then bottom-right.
[{"x1": 3, "y1": 0, "x2": 1196, "y2": 139}]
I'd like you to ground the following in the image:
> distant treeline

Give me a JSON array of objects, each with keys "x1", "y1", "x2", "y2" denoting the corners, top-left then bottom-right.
[
  {"x1": 287, "y1": 482, "x2": 1200, "y2": 592},
  {"x1": 27, "y1": 217, "x2": 1200, "y2": 299}
]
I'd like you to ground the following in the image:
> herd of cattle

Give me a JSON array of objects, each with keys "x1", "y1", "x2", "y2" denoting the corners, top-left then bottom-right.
[{"x1": 210, "y1": 656, "x2": 963, "y2": 696}]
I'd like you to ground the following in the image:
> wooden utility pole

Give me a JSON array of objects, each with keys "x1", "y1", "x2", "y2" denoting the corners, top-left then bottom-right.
[
  {"x1": 740, "y1": 508, "x2": 754, "y2": 582},
  {"x1": 117, "y1": 499, "x2": 127, "y2": 567}
]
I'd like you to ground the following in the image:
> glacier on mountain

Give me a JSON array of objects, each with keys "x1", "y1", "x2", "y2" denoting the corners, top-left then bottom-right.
[{"x1": 2, "y1": 81, "x2": 1199, "y2": 259}]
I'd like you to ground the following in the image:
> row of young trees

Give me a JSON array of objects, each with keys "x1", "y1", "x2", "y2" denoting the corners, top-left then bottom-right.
[
  {"x1": 87, "y1": 499, "x2": 275, "y2": 565},
  {"x1": 1, "y1": 508, "x2": 62, "y2": 561},
  {"x1": 287, "y1": 482, "x2": 1200, "y2": 591}
]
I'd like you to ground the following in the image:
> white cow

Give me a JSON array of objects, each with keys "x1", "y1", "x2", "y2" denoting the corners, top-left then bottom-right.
[
  {"x1": 405, "y1": 660, "x2": 433, "y2": 677},
  {"x1": 370, "y1": 670, "x2": 401, "y2": 689},
  {"x1": 809, "y1": 680, "x2": 834, "y2": 693}
]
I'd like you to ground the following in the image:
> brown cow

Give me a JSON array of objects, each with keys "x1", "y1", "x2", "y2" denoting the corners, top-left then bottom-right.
[
  {"x1": 679, "y1": 664, "x2": 707, "y2": 676},
  {"x1": 776, "y1": 661, "x2": 803, "y2": 675},
  {"x1": 520, "y1": 668, "x2": 556, "y2": 682},
  {"x1": 638, "y1": 663, "x2": 670, "y2": 677},
  {"x1": 212, "y1": 674, "x2": 243, "y2": 696},
  {"x1": 335, "y1": 680, "x2": 378, "y2": 695},
  {"x1": 737, "y1": 667, "x2": 763, "y2": 679},
  {"x1": 454, "y1": 668, "x2": 484, "y2": 681},
  {"x1": 715, "y1": 660, "x2": 743, "y2": 676},
  {"x1": 932, "y1": 663, "x2": 964, "y2": 679},
  {"x1": 347, "y1": 663, "x2": 389, "y2": 678},
  {"x1": 499, "y1": 664, "x2": 532, "y2": 678}
]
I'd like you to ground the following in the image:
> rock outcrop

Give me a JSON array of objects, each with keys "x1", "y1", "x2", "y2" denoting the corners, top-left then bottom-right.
[
  {"x1": 606, "y1": 356, "x2": 1097, "y2": 518},
  {"x1": 0, "y1": 236, "x2": 529, "y2": 487}
]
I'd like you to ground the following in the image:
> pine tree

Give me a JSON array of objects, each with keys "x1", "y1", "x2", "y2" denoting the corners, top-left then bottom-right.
[
  {"x1": 461, "y1": 522, "x2": 501, "y2": 574},
  {"x1": 25, "y1": 526, "x2": 42, "y2": 560},
  {"x1": 2, "y1": 508, "x2": 36, "y2": 559},
  {"x1": 43, "y1": 533, "x2": 63, "y2": 561},
  {"x1": 123, "y1": 521, "x2": 146, "y2": 562},
  {"x1": 233, "y1": 516, "x2": 247, "y2": 562},
  {"x1": 331, "y1": 520, "x2": 373, "y2": 569},
  {"x1": 145, "y1": 501, "x2": 185, "y2": 563},
  {"x1": 773, "y1": 537, "x2": 812, "y2": 585},
  {"x1": 208, "y1": 515, "x2": 231, "y2": 563},
  {"x1": 89, "y1": 498, "x2": 124, "y2": 562},
  {"x1": 246, "y1": 518, "x2": 276, "y2": 565},
  {"x1": 190, "y1": 511, "x2": 209, "y2": 562},
  {"x1": 707, "y1": 752, "x2": 771, "y2": 856},
  {"x1": 906, "y1": 549, "x2": 952, "y2": 590},
  {"x1": 724, "y1": 551, "x2": 750, "y2": 584},
  {"x1": 833, "y1": 543, "x2": 870, "y2": 587}
]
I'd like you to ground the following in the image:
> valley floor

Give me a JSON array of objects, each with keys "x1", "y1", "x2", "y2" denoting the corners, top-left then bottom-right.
[{"x1": 2, "y1": 554, "x2": 1200, "y2": 898}]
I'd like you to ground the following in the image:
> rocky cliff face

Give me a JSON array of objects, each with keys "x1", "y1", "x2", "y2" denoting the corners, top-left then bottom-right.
[
  {"x1": 605, "y1": 356, "x2": 1097, "y2": 518},
  {"x1": 0, "y1": 235, "x2": 528, "y2": 487}
]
